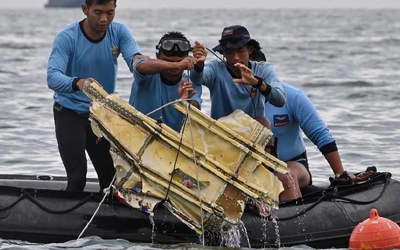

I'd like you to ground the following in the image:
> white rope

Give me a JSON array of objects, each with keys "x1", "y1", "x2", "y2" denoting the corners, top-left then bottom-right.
[
  {"x1": 185, "y1": 103, "x2": 205, "y2": 245},
  {"x1": 146, "y1": 98, "x2": 192, "y2": 116},
  {"x1": 77, "y1": 173, "x2": 116, "y2": 240}
]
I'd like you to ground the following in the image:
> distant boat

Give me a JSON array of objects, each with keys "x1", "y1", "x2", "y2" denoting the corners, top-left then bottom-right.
[{"x1": 44, "y1": 0, "x2": 84, "y2": 8}]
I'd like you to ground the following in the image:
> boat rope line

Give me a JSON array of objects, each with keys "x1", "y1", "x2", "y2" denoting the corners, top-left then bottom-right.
[
  {"x1": 205, "y1": 47, "x2": 258, "y2": 119},
  {"x1": 77, "y1": 173, "x2": 117, "y2": 240},
  {"x1": 24, "y1": 191, "x2": 94, "y2": 214},
  {"x1": 0, "y1": 193, "x2": 26, "y2": 212},
  {"x1": 268, "y1": 174, "x2": 390, "y2": 221},
  {"x1": 0, "y1": 189, "x2": 95, "y2": 214}
]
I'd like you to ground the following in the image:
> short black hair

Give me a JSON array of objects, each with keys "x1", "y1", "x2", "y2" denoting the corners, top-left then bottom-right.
[
  {"x1": 85, "y1": 0, "x2": 116, "y2": 7},
  {"x1": 159, "y1": 31, "x2": 187, "y2": 41},
  {"x1": 156, "y1": 31, "x2": 191, "y2": 57}
]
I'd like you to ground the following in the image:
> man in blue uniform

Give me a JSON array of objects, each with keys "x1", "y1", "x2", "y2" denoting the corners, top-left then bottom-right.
[
  {"x1": 47, "y1": 0, "x2": 142, "y2": 191},
  {"x1": 129, "y1": 31, "x2": 202, "y2": 132},
  {"x1": 249, "y1": 48, "x2": 346, "y2": 201},
  {"x1": 190, "y1": 25, "x2": 286, "y2": 129}
]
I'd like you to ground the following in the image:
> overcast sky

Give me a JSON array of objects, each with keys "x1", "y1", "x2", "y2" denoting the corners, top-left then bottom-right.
[{"x1": 2, "y1": 0, "x2": 400, "y2": 9}]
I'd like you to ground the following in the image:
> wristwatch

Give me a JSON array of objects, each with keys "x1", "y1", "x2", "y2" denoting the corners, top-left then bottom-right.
[{"x1": 253, "y1": 76, "x2": 263, "y2": 89}]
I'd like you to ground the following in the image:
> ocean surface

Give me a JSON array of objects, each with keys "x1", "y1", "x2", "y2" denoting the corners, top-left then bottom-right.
[{"x1": 0, "y1": 7, "x2": 399, "y2": 250}]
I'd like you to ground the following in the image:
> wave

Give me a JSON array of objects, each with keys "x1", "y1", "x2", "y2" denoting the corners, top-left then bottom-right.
[
  {"x1": 0, "y1": 69, "x2": 17, "y2": 74},
  {"x1": 349, "y1": 50, "x2": 380, "y2": 56},
  {"x1": 309, "y1": 39, "x2": 347, "y2": 45},
  {"x1": 302, "y1": 82, "x2": 335, "y2": 88},
  {"x1": 342, "y1": 80, "x2": 374, "y2": 87},
  {"x1": 24, "y1": 106, "x2": 42, "y2": 110},
  {"x1": 347, "y1": 93, "x2": 368, "y2": 99},
  {"x1": 0, "y1": 43, "x2": 38, "y2": 50},
  {"x1": 303, "y1": 80, "x2": 374, "y2": 88},
  {"x1": 7, "y1": 57, "x2": 29, "y2": 63},
  {"x1": 373, "y1": 37, "x2": 400, "y2": 45},
  {"x1": 276, "y1": 46, "x2": 290, "y2": 51},
  {"x1": 0, "y1": 125, "x2": 17, "y2": 129}
]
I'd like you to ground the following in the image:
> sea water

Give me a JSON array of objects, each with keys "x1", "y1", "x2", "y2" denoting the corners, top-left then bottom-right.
[{"x1": 0, "y1": 7, "x2": 399, "y2": 250}]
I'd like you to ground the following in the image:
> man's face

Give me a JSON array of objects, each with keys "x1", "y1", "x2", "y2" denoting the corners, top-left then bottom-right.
[
  {"x1": 157, "y1": 52, "x2": 186, "y2": 82},
  {"x1": 83, "y1": 1, "x2": 116, "y2": 33},
  {"x1": 224, "y1": 45, "x2": 251, "y2": 68}
]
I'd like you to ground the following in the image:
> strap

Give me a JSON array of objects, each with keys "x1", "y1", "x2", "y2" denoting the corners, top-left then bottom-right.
[{"x1": 253, "y1": 76, "x2": 263, "y2": 89}]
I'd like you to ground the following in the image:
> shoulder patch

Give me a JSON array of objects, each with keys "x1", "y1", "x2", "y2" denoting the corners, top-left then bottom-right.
[{"x1": 111, "y1": 46, "x2": 120, "y2": 59}]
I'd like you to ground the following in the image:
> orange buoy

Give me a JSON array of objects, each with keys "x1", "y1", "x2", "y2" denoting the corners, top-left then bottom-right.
[{"x1": 349, "y1": 208, "x2": 400, "y2": 250}]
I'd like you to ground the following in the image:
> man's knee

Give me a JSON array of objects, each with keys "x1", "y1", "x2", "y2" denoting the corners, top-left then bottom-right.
[{"x1": 286, "y1": 161, "x2": 311, "y2": 188}]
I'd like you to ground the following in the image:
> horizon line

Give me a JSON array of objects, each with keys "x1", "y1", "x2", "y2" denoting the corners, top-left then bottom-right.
[{"x1": 2, "y1": 6, "x2": 400, "y2": 10}]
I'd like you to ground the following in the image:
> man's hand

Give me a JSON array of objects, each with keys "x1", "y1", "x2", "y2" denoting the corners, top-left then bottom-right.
[
  {"x1": 77, "y1": 78, "x2": 100, "y2": 90},
  {"x1": 193, "y1": 41, "x2": 207, "y2": 63},
  {"x1": 192, "y1": 41, "x2": 207, "y2": 70},
  {"x1": 178, "y1": 78, "x2": 196, "y2": 99},
  {"x1": 336, "y1": 171, "x2": 357, "y2": 181},
  {"x1": 175, "y1": 56, "x2": 198, "y2": 71},
  {"x1": 232, "y1": 63, "x2": 258, "y2": 86}
]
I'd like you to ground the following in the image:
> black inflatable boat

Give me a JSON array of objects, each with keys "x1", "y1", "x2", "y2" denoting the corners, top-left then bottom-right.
[{"x1": 0, "y1": 170, "x2": 398, "y2": 249}]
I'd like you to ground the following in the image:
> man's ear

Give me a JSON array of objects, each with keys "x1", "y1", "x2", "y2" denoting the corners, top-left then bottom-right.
[{"x1": 82, "y1": 4, "x2": 88, "y2": 16}]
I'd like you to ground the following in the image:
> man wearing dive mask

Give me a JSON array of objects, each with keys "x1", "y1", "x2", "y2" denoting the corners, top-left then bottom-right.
[
  {"x1": 156, "y1": 38, "x2": 192, "y2": 57},
  {"x1": 129, "y1": 31, "x2": 202, "y2": 132}
]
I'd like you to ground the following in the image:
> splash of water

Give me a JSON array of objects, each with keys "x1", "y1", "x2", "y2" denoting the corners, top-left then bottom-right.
[
  {"x1": 247, "y1": 197, "x2": 280, "y2": 247},
  {"x1": 261, "y1": 216, "x2": 269, "y2": 248},
  {"x1": 271, "y1": 213, "x2": 281, "y2": 248},
  {"x1": 220, "y1": 225, "x2": 242, "y2": 248},
  {"x1": 296, "y1": 198, "x2": 307, "y2": 235},
  {"x1": 286, "y1": 170, "x2": 301, "y2": 199},
  {"x1": 219, "y1": 221, "x2": 253, "y2": 248},
  {"x1": 148, "y1": 213, "x2": 156, "y2": 243},
  {"x1": 239, "y1": 220, "x2": 251, "y2": 248},
  {"x1": 285, "y1": 172, "x2": 308, "y2": 236}
]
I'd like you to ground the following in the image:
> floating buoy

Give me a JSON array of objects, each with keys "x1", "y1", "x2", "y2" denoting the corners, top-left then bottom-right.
[{"x1": 349, "y1": 208, "x2": 400, "y2": 250}]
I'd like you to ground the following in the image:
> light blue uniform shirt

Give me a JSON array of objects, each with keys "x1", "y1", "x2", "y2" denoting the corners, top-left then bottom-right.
[
  {"x1": 265, "y1": 83, "x2": 335, "y2": 162},
  {"x1": 129, "y1": 59, "x2": 202, "y2": 132},
  {"x1": 190, "y1": 60, "x2": 285, "y2": 120},
  {"x1": 47, "y1": 20, "x2": 140, "y2": 113}
]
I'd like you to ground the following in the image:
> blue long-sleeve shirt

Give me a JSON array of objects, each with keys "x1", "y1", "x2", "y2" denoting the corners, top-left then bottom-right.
[
  {"x1": 47, "y1": 20, "x2": 140, "y2": 113},
  {"x1": 265, "y1": 82, "x2": 336, "y2": 162},
  {"x1": 190, "y1": 60, "x2": 285, "y2": 120},
  {"x1": 129, "y1": 59, "x2": 202, "y2": 132}
]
